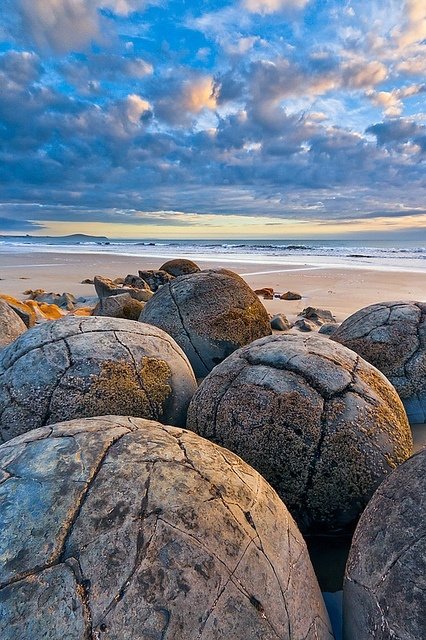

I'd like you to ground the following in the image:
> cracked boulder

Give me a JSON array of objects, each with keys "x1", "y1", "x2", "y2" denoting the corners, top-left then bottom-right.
[
  {"x1": 343, "y1": 448, "x2": 426, "y2": 640},
  {"x1": 0, "y1": 416, "x2": 334, "y2": 640},
  {"x1": 140, "y1": 270, "x2": 271, "y2": 378},
  {"x1": 0, "y1": 299, "x2": 27, "y2": 350},
  {"x1": 0, "y1": 316, "x2": 197, "y2": 443},
  {"x1": 332, "y1": 301, "x2": 426, "y2": 424},
  {"x1": 186, "y1": 334, "x2": 412, "y2": 534},
  {"x1": 159, "y1": 258, "x2": 201, "y2": 277}
]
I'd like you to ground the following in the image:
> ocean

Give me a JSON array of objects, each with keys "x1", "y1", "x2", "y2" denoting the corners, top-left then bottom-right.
[{"x1": 0, "y1": 236, "x2": 425, "y2": 273}]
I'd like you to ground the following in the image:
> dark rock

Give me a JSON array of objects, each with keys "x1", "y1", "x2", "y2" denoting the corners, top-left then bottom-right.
[
  {"x1": 332, "y1": 301, "x2": 426, "y2": 424},
  {"x1": 300, "y1": 307, "x2": 335, "y2": 325},
  {"x1": 92, "y1": 293, "x2": 145, "y2": 321},
  {"x1": 123, "y1": 274, "x2": 151, "y2": 290},
  {"x1": 0, "y1": 299, "x2": 27, "y2": 349},
  {"x1": 94, "y1": 275, "x2": 152, "y2": 302},
  {"x1": 0, "y1": 416, "x2": 333, "y2": 640},
  {"x1": 280, "y1": 291, "x2": 302, "y2": 300},
  {"x1": 34, "y1": 292, "x2": 76, "y2": 311},
  {"x1": 160, "y1": 258, "x2": 201, "y2": 277},
  {"x1": 255, "y1": 287, "x2": 274, "y2": 298},
  {"x1": 271, "y1": 313, "x2": 292, "y2": 331},
  {"x1": 80, "y1": 278, "x2": 94, "y2": 284},
  {"x1": 137, "y1": 269, "x2": 174, "y2": 292},
  {"x1": 319, "y1": 323, "x2": 340, "y2": 336},
  {"x1": 140, "y1": 269, "x2": 271, "y2": 378},
  {"x1": 294, "y1": 318, "x2": 317, "y2": 332},
  {"x1": 343, "y1": 448, "x2": 426, "y2": 640},
  {"x1": 186, "y1": 333, "x2": 412, "y2": 534},
  {"x1": 0, "y1": 316, "x2": 197, "y2": 442}
]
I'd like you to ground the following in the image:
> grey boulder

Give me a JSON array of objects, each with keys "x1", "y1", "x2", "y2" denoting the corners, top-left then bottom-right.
[
  {"x1": 0, "y1": 416, "x2": 334, "y2": 640},
  {"x1": 160, "y1": 258, "x2": 201, "y2": 277},
  {"x1": 0, "y1": 300, "x2": 27, "y2": 350},
  {"x1": 92, "y1": 293, "x2": 145, "y2": 321}
]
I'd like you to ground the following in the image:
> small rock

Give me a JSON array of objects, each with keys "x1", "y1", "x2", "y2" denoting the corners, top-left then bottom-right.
[
  {"x1": 255, "y1": 287, "x2": 274, "y2": 298},
  {"x1": 280, "y1": 291, "x2": 302, "y2": 300},
  {"x1": 319, "y1": 323, "x2": 340, "y2": 336},
  {"x1": 294, "y1": 318, "x2": 318, "y2": 332},
  {"x1": 160, "y1": 259, "x2": 201, "y2": 277},
  {"x1": 92, "y1": 293, "x2": 145, "y2": 321},
  {"x1": 94, "y1": 276, "x2": 153, "y2": 302},
  {"x1": 23, "y1": 288, "x2": 46, "y2": 299},
  {"x1": 271, "y1": 314, "x2": 292, "y2": 331},
  {"x1": 80, "y1": 278, "x2": 94, "y2": 285},
  {"x1": 300, "y1": 307, "x2": 335, "y2": 325},
  {"x1": 137, "y1": 269, "x2": 174, "y2": 292},
  {"x1": 123, "y1": 274, "x2": 151, "y2": 290}
]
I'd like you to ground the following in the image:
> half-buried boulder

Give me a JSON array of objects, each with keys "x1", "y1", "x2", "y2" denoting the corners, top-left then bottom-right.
[
  {"x1": 0, "y1": 316, "x2": 196, "y2": 442},
  {"x1": 186, "y1": 334, "x2": 412, "y2": 534},
  {"x1": 140, "y1": 269, "x2": 271, "y2": 378},
  {"x1": 0, "y1": 299, "x2": 27, "y2": 349},
  {"x1": 0, "y1": 416, "x2": 334, "y2": 640},
  {"x1": 343, "y1": 448, "x2": 426, "y2": 640},
  {"x1": 160, "y1": 258, "x2": 201, "y2": 277},
  {"x1": 332, "y1": 300, "x2": 426, "y2": 424}
]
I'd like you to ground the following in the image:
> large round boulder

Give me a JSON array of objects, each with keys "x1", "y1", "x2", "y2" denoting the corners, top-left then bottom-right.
[
  {"x1": 140, "y1": 269, "x2": 271, "y2": 378},
  {"x1": 0, "y1": 299, "x2": 27, "y2": 349},
  {"x1": 343, "y1": 448, "x2": 426, "y2": 640},
  {"x1": 0, "y1": 416, "x2": 333, "y2": 640},
  {"x1": 186, "y1": 334, "x2": 412, "y2": 534},
  {"x1": 0, "y1": 316, "x2": 196, "y2": 442},
  {"x1": 332, "y1": 301, "x2": 426, "y2": 424},
  {"x1": 159, "y1": 258, "x2": 201, "y2": 277}
]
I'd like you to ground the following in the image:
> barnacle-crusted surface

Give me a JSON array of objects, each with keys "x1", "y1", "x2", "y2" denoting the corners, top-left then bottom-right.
[
  {"x1": 187, "y1": 334, "x2": 412, "y2": 534},
  {"x1": 332, "y1": 301, "x2": 426, "y2": 424},
  {"x1": 0, "y1": 316, "x2": 197, "y2": 442},
  {"x1": 0, "y1": 416, "x2": 333, "y2": 640}
]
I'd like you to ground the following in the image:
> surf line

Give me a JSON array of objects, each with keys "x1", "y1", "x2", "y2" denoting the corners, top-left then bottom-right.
[
  {"x1": 0, "y1": 263, "x2": 69, "y2": 268},
  {"x1": 240, "y1": 266, "x2": 327, "y2": 276}
]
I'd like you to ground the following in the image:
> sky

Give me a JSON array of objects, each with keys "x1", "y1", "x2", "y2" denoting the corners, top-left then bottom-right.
[{"x1": 0, "y1": 0, "x2": 425, "y2": 239}]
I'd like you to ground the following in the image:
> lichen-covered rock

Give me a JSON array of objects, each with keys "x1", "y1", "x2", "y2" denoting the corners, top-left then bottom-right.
[
  {"x1": 140, "y1": 270, "x2": 271, "y2": 378},
  {"x1": 0, "y1": 294, "x2": 35, "y2": 327},
  {"x1": 0, "y1": 300, "x2": 26, "y2": 349},
  {"x1": 343, "y1": 448, "x2": 426, "y2": 640},
  {"x1": 187, "y1": 334, "x2": 412, "y2": 534},
  {"x1": 332, "y1": 301, "x2": 426, "y2": 424},
  {"x1": 160, "y1": 258, "x2": 201, "y2": 277},
  {"x1": 0, "y1": 316, "x2": 197, "y2": 442},
  {"x1": 0, "y1": 416, "x2": 333, "y2": 640}
]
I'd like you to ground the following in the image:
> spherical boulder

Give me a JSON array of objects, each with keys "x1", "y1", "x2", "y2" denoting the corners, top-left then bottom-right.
[
  {"x1": 332, "y1": 301, "x2": 426, "y2": 424},
  {"x1": 186, "y1": 334, "x2": 412, "y2": 534},
  {"x1": 0, "y1": 316, "x2": 196, "y2": 442},
  {"x1": 159, "y1": 258, "x2": 201, "y2": 277},
  {"x1": 343, "y1": 448, "x2": 426, "y2": 640},
  {"x1": 0, "y1": 416, "x2": 333, "y2": 640},
  {"x1": 140, "y1": 269, "x2": 271, "y2": 378},
  {"x1": 0, "y1": 299, "x2": 26, "y2": 349}
]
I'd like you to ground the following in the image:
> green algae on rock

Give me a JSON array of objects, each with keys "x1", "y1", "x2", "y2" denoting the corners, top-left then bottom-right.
[
  {"x1": 0, "y1": 416, "x2": 334, "y2": 640},
  {"x1": 186, "y1": 334, "x2": 412, "y2": 534}
]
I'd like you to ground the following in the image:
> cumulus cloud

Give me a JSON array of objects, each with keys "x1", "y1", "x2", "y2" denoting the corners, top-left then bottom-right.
[
  {"x1": 367, "y1": 84, "x2": 426, "y2": 116},
  {"x1": 394, "y1": 0, "x2": 426, "y2": 49}
]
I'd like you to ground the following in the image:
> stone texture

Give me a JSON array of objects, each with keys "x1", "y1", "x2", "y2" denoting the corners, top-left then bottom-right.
[
  {"x1": 343, "y1": 448, "x2": 426, "y2": 640},
  {"x1": 94, "y1": 276, "x2": 152, "y2": 302},
  {"x1": 300, "y1": 307, "x2": 335, "y2": 325},
  {"x1": 0, "y1": 295, "x2": 35, "y2": 327},
  {"x1": 92, "y1": 293, "x2": 145, "y2": 321},
  {"x1": 160, "y1": 258, "x2": 201, "y2": 277},
  {"x1": 271, "y1": 313, "x2": 292, "y2": 331},
  {"x1": 186, "y1": 334, "x2": 412, "y2": 534},
  {"x1": 0, "y1": 416, "x2": 333, "y2": 640},
  {"x1": 319, "y1": 323, "x2": 340, "y2": 336},
  {"x1": 0, "y1": 316, "x2": 197, "y2": 443},
  {"x1": 332, "y1": 301, "x2": 426, "y2": 424},
  {"x1": 123, "y1": 274, "x2": 152, "y2": 290},
  {"x1": 138, "y1": 270, "x2": 174, "y2": 291},
  {"x1": 140, "y1": 269, "x2": 272, "y2": 378},
  {"x1": 294, "y1": 318, "x2": 317, "y2": 332},
  {"x1": 0, "y1": 300, "x2": 27, "y2": 349},
  {"x1": 280, "y1": 292, "x2": 302, "y2": 300}
]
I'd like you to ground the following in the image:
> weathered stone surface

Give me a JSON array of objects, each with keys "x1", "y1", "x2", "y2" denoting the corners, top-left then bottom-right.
[
  {"x1": 138, "y1": 269, "x2": 174, "y2": 291},
  {"x1": 0, "y1": 316, "x2": 197, "y2": 442},
  {"x1": 140, "y1": 269, "x2": 272, "y2": 378},
  {"x1": 343, "y1": 448, "x2": 426, "y2": 640},
  {"x1": 94, "y1": 276, "x2": 152, "y2": 302},
  {"x1": 0, "y1": 295, "x2": 35, "y2": 327},
  {"x1": 123, "y1": 274, "x2": 151, "y2": 290},
  {"x1": 0, "y1": 300, "x2": 26, "y2": 349},
  {"x1": 271, "y1": 313, "x2": 292, "y2": 331},
  {"x1": 32, "y1": 292, "x2": 76, "y2": 310},
  {"x1": 332, "y1": 301, "x2": 426, "y2": 424},
  {"x1": 281, "y1": 291, "x2": 302, "y2": 300},
  {"x1": 301, "y1": 307, "x2": 335, "y2": 325},
  {"x1": 294, "y1": 318, "x2": 317, "y2": 332},
  {"x1": 0, "y1": 416, "x2": 333, "y2": 640},
  {"x1": 160, "y1": 258, "x2": 201, "y2": 277},
  {"x1": 92, "y1": 292, "x2": 145, "y2": 321},
  {"x1": 186, "y1": 334, "x2": 412, "y2": 534},
  {"x1": 319, "y1": 323, "x2": 340, "y2": 336}
]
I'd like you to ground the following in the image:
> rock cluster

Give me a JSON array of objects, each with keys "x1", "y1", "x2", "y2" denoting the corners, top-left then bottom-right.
[
  {"x1": 332, "y1": 300, "x2": 426, "y2": 424},
  {"x1": 187, "y1": 333, "x2": 412, "y2": 533},
  {"x1": 0, "y1": 316, "x2": 197, "y2": 442},
  {"x1": 140, "y1": 269, "x2": 271, "y2": 378},
  {"x1": 344, "y1": 448, "x2": 426, "y2": 640},
  {"x1": 0, "y1": 416, "x2": 333, "y2": 640}
]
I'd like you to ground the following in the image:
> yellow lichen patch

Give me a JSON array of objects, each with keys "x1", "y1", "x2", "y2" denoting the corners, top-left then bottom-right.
[
  {"x1": 0, "y1": 294, "x2": 36, "y2": 326},
  {"x1": 69, "y1": 307, "x2": 94, "y2": 317},
  {"x1": 139, "y1": 357, "x2": 172, "y2": 416},
  {"x1": 208, "y1": 302, "x2": 270, "y2": 344},
  {"x1": 34, "y1": 302, "x2": 65, "y2": 320}
]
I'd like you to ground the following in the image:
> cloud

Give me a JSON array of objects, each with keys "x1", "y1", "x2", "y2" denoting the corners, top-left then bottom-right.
[
  {"x1": 243, "y1": 0, "x2": 309, "y2": 14},
  {"x1": 0, "y1": 216, "x2": 44, "y2": 233},
  {"x1": 394, "y1": 0, "x2": 426, "y2": 49},
  {"x1": 367, "y1": 84, "x2": 426, "y2": 116},
  {"x1": 366, "y1": 118, "x2": 426, "y2": 151}
]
